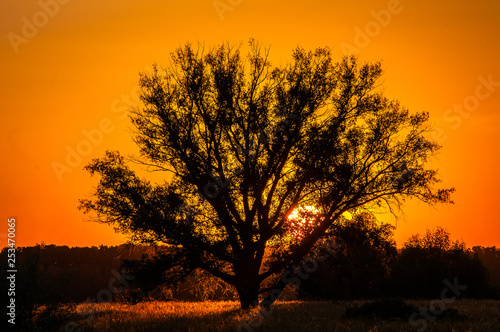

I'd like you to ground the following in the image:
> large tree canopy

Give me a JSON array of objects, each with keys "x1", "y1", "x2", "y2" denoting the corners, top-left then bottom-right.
[{"x1": 79, "y1": 40, "x2": 454, "y2": 309}]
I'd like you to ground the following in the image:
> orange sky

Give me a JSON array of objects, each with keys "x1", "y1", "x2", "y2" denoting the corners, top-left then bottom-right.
[{"x1": 1, "y1": 0, "x2": 499, "y2": 248}]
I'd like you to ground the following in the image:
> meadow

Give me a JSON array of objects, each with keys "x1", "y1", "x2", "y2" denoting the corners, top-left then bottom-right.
[{"x1": 34, "y1": 299, "x2": 500, "y2": 332}]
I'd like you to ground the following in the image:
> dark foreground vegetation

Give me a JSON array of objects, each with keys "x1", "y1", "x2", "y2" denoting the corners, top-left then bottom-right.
[
  {"x1": 1, "y1": 225, "x2": 499, "y2": 330},
  {"x1": 13, "y1": 299, "x2": 500, "y2": 331}
]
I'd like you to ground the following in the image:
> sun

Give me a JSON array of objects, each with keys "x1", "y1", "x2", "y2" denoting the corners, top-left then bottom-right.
[
  {"x1": 288, "y1": 206, "x2": 320, "y2": 221},
  {"x1": 287, "y1": 206, "x2": 355, "y2": 240},
  {"x1": 287, "y1": 206, "x2": 322, "y2": 239}
]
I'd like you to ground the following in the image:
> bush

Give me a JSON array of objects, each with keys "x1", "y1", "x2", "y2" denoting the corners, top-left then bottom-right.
[{"x1": 344, "y1": 298, "x2": 419, "y2": 320}]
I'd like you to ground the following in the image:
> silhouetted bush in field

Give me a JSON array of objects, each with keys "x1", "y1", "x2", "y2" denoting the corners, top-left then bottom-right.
[{"x1": 343, "y1": 298, "x2": 418, "y2": 320}]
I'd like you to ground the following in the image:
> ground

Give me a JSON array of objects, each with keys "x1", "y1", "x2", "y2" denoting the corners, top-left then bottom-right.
[{"x1": 33, "y1": 299, "x2": 500, "y2": 331}]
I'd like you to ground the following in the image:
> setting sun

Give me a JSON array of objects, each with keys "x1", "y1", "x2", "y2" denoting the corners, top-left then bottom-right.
[
  {"x1": 288, "y1": 206, "x2": 321, "y2": 222},
  {"x1": 287, "y1": 206, "x2": 322, "y2": 239}
]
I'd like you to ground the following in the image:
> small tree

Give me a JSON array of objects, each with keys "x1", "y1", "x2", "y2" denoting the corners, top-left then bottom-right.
[
  {"x1": 391, "y1": 227, "x2": 488, "y2": 298},
  {"x1": 79, "y1": 40, "x2": 454, "y2": 309},
  {"x1": 298, "y1": 212, "x2": 397, "y2": 299}
]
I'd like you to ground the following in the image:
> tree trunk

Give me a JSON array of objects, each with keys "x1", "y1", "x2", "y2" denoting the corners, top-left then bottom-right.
[
  {"x1": 236, "y1": 277, "x2": 260, "y2": 309},
  {"x1": 259, "y1": 277, "x2": 287, "y2": 308},
  {"x1": 234, "y1": 256, "x2": 261, "y2": 309},
  {"x1": 234, "y1": 246, "x2": 266, "y2": 309}
]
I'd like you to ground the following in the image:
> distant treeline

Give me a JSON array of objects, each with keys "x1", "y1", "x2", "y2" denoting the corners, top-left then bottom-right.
[
  {"x1": 1, "y1": 228, "x2": 499, "y2": 306},
  {"x1": 296, "y1": 222, "x2": 500, "y2": 301},
  {"x1": 0, "y1": 244, "x2": 156, "y2": 304}
]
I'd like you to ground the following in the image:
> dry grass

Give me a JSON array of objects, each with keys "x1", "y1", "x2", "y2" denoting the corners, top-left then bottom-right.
[{"x1": 37, "y1": 299, "x2": 500, "y2": 332}]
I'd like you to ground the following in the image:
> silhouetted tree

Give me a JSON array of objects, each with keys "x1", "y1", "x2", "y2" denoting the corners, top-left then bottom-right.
[
  {"x1": 390, "y1": 227, "x2": 488, "y2": 298},
  {"x1": 298, "y1": 212, "x2": 397, "y2": 299},
  {"x1": 79, "y1": 40, "x2": 454, "y2": 309},
  {"x1": 472, "y1": 246, "x2": 500, "y2": 298}
]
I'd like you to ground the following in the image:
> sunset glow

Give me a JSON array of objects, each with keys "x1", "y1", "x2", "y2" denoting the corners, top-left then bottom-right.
[
  {"x1": 287, "y1": 206, "x2": 325, "y2": 240},
  {"x1": 288, "y1": 206, "x2": 321, "y2": 223},
  {"x1": 1, "y1": 0, "x2": 499, "y2": 249}
]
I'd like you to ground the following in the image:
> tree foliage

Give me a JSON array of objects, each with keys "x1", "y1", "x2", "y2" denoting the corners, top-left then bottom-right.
[
  {"x1": 79, "y1": 40, "x2": 454, "y2": 308},
  {"x1": 298, "y1": 212, "x2": 397, "y2": 299},
  {"x1": 472, "y1": 246, "x2": 500, "y2": 298},
  {"x1": 390, "y1": 227, "x2": 488, "y2": 298}
]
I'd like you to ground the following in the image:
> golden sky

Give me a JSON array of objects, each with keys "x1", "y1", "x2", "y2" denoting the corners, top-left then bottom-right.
[{"x1": 1, "y1": 0, "x2": 499, "y2": 248}]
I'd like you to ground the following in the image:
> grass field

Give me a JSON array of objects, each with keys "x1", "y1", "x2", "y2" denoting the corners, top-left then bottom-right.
[{"x1": 34, "y1": 299, "x2": 500, "y2": 332}]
